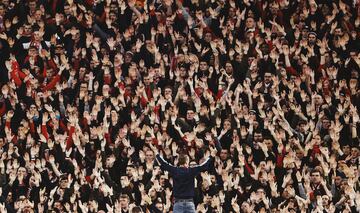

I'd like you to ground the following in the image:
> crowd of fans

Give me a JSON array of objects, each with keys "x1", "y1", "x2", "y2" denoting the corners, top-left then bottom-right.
[{"x1": 0, "y1": 0, "x2": 359, "y2": 212}]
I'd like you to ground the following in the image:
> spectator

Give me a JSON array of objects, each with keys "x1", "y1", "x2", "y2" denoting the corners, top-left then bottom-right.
[
  {"x1": 0, "y1": 0, "x2": 359, "y2": 212},
  {"x1": 155, "y1": 138, "x2": 220, "y2": 213}
]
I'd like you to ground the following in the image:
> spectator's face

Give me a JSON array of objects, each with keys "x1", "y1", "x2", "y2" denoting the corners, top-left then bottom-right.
[
  {"x1": 102, "y1": 85, "x2": 110, "y2": 97},
  {"x1": 60, "y1": 178, "x2": 68, "y2": 188},
  {"x1": 245, "y1": 17, "x2": 255, "y2": 29},
  {"x1": 126, "y1": 167, "x2": 133, "y2": 177},
  {"x1": 17, "y1": 167, "x2": 27, "y2": 177},
  {"x1": 203, "y1": 195, "x2": 211, "y2": 204},
  {"x1": 298, "y1": 123, "x2": 306, "y2": 133},
  {"x1": 322, "y1": 195, "x2": 330, "y2": 206},
  {"x1": 259, "y1": 43, "x2": 269, "y2": 54},
  {"x1": 79, "y1": 68, "x2": 87, "y2": 81},
  {"x1": 320, "y1": 4, "x2": 330, "y2": 16},
  {"x1": 259, "y1": 174, "x2": 267, "y2": 185},
  {"x1": 199, "y1": 61, "x2": 208, "y2": 71},
  {"x1": 100, "y1": 48, "x2": 108, "y2": 56},
  {"x1": 343, "y1": 145, "x2": 351, "y2": 155},
  {"x1": 321, "y1": 119, "x2": 330, "y2": 129},
  {"x1": 295, "y1": 149, "x2": 304, "y2": 159},
  {"x1": 340, "y1": 181, "x2": 349, "y2": 192},
  {"x1": 34, "y1": 9, "x2": 42, "y2": 21},
  {"x1": 109, "y1": 12, "x2": 117, "y2": 21},
  {"x1": 232, "y1": 129, "x2": 238, "y2": 137},
  {"x1": 186, "y1": 110, "x2": 194, "y2": 120},
  {"x1": 28, "y1": 47, "x2": 38, "y2": 57},
  {"x1": 6, "y1": 192, "x2": 13, "y2": 203},
  {"x1": 46, "y1": 68, "x2": 54, "y2": 78},
  {"x1": 314, "y1": 95, "x2": 323, "y2": 105},
  {"x1": 159, "y1": 175, "x2": 166, "y2": 185},
  {"x1": 264, "y1": 73, "x2": 272, "y2": 84},
  {"x1": 249, "y1": 112, "x2": 257, "y2": 121},
  {"x1": 153, "y1": 123, "x2": 160, "y2": 133},
  {"x1": 0, "y1": 5, "x2": 5, "y2": 16},
  {"x1": 155, "y1": 202, "x2": 163, "y2": 211},
  {"x1": 235, "y1": 53, "x2": 242, "y2": 62},
  {"x1": 229, "y1": 7, "x2": 235, "y2": 17},
  {"x1": 120, "y1": 176, "x2": 129, "y2": 187},
  {"x1": 210, "y1": 175, "x2": 216, "y2": 183},
  {"x1": 64, "y1": 5, "x2": 71, "y2": 15},
  {"x1": 311, "y1": 172, "x2": 321, "y2": 184},
  {"x1": 29, "y1": 1, "x2": 36, "y2": 11},
  {"x1": 110, "y1": 3, "x2": 117, "y2": 12},
  {"x1": 277, "y1": 65, "x2": 286, "y2": 77},
  {"x1": 254, "y1": 133, "x2": 263, "y2": 142},
  {"x1": 199, "y1": 105, "x2": 208, "y2": 116},
  {"x1": 145, "y1": 136, "x2": 152, "y2": 144},
  {"x1": 335, "y1": 176, "x2": 342, "y2": 186},
  {"x1": 241, "y1": 202, "x2": 251, "y2": 213},
  {"x1": 223, "y1": 120, "x2": 231, "y2": 130},
  {"x1": 264, "y1": 139, "x2": 273, "y2": 150},
  {"x1": 309, "y1": 2, "x2": 318, "y2": 12},
  {"x1": 179, "y1": 67, "x2": 187, "y2": 77},
  {"x1": 246, "y1": 32, "x2": 254, "y2": 42},
  {"x1": 270, "y1": 3, "x2": 279, "y2": 15},
  {"x1": 120, "y1": 197, "x2": 129, "y2": 209},
  {"x1": 2, "y1": 0, "x2": 8, "y2": 6},
  {"x1": 220, "y1": 149, "x2": 228, "y2": 161},
  {"x1": 350, "y1": 31, "x2": 358, "y2": 39},
  {"x1": 143, "y1": 75, "x2": 151, "y2": 85},
  {"x1": 229, "y1": 144, "x2": 236, "y2": 154},
  {"x1": 282, "y1": 187, "x2": 292, "y2": 199},
  {"x1": 334, "y1": 28, "x2": 343, "y2": 37},
  {"x1": 349, "y1": 78, "x2": 357, "y2": 88},
  {"x1": 351, "y1": 148, "x2": 359, "y2": 157},
  {"x1": 301, "y1": 28, "x2": 309, "y2": 39},
  {"x1": 58, "y1": 13, "x2": 65, "y2": 23},
  {"x1": 114, "y1": 54, "x2": 122, "y2": 65},
  {"x1": 53, "y1": 201, "x2": 63, "y2": 210},
  {"x1": 145, "y1": 150, "x2": 154, "y2": 161},
  {"x1": 247, "y1": 57, "x2": 255, "y2": 65},
  {"x1": 73, "y1": 29, "x2": 80, "y2": 40},
  {"x1": 178, "y1": 34, "x2": 186, "y2": 44},
  {"x1": 312, "y1": 135, "x2": 321, "y2": 144},
  {"x1": 128, "y1": 67, "x2": 137, "y2": 80},
  {"x1": 106, "y1": 155, "x2": 115, "y2": 168},
  {"x1": 308, "y1": 33, "x2": 316, "y2": 44}
]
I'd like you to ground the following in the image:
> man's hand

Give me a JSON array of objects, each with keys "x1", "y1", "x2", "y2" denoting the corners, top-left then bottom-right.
[{"x1": 210, "y1": 146, "x2": 217, "y2": 157}]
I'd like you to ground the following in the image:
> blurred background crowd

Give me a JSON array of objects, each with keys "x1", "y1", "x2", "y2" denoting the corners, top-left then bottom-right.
[{"x1": 0, "y1": 0, "x2": 359, "y2": 212}]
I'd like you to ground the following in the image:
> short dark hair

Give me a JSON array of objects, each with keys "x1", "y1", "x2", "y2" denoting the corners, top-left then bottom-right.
[
  {"x1": 120, "y1": 194, "x2": 130, "y2": 200},
  {"x1": 178, "y1": 154, "x2": 189, "y2": 166},
  {"x1": 310, "y1": 167, "x2": 322, "y2": 176}
]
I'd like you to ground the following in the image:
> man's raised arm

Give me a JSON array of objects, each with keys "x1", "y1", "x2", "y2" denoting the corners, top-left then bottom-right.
[
  {"x1": 191, "y1": 137, "x2": 221, "y2": 174},
  {"x1": 156, "y1": 154, "x2": 177, "y2": 174},
  {"x1": 149, "y1": 143, "x2": 177, "y2": 174}
]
